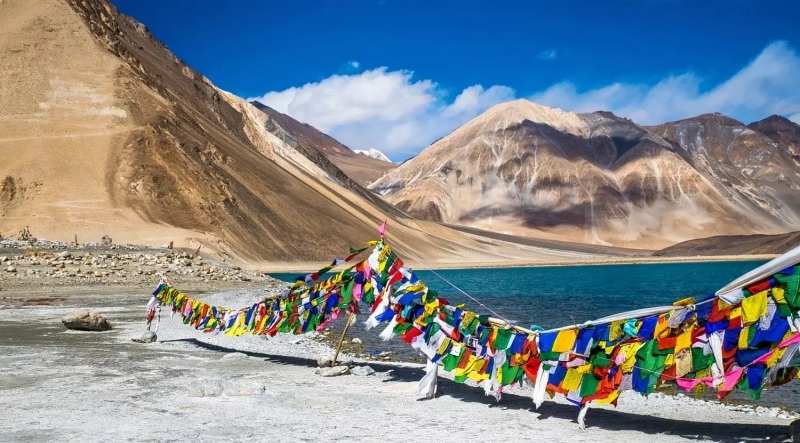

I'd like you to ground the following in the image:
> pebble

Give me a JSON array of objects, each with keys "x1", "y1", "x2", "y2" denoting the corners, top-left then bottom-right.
[{"x1": 350, "y1": 365, "x2": 375, "y2": 376}]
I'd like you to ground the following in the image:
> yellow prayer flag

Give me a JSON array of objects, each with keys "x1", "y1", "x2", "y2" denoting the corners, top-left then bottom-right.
[
  {"x1": 560, "y1": 368, "x2": 582, "y2": 391},
  {"x1": 772, "y1": 287, "x2": 786, "y2": 304},
  {"x1": 738, "y1": 326, "x2": 751, "y2": 349},
  {"x1": 741, "y1": 290, "x2": 768, "y2": 325},
  {"x1": 552, "y1": 329, "x2": 578, "y2": 353},
  {"x1": 609, "y1": 321, "x2": 623, "y2": 341},
  {"x1": 592, "y1": 390, "x2": 620, "y2": 405},
  {"x1": 675, "y1": 327, "x2": 693, "y2": 353}
]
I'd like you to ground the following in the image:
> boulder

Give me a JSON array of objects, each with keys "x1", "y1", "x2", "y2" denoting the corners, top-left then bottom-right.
[
  {"x1": 315, "y1": 365, "x2": 350, "y2": 377},
  {"x1": 61, "y1": 310, "x2": 112, "y2": 331},
  {"x1": 350, "y1": 365, "x2": 376, "y2": 376},
  {"x1": 131, "y1": 330, "x2": 157, "y2": 343}
]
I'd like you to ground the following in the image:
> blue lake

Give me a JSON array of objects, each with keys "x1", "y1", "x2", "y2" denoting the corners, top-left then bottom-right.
[{"x1": 272, "y1": 260, "x2": 765, "y2": 330}]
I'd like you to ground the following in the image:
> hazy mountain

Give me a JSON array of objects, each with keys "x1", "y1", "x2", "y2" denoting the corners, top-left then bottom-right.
[
  {"x1": 372, "y1": 100, "x2": 800, "y2": 249},
  {"x1": 0, "y1": 0, "x2": 607, "y2": 264}
]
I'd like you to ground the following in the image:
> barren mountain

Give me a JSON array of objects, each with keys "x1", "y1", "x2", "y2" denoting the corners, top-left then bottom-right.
[
  {"x1": 249, "y1": 101, "x2": 396, "y2": 186},
  {"x1": 0, "y1": 0, "x2": 614, "y2": 264},
  {"x1": 649, "y1": 113, "x2": 800, "y2": 229},
  {"x1": 654, "y1": 231, "x2": 800, "y2": 257},
  {"x1": 372, "y1": 100, "x2": 800, "y2": 249},
  {"x1": 748, "y1": 115, "x2": 800, "y2": 164}
]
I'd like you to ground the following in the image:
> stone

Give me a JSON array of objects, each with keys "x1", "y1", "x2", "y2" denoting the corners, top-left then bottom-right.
[
  {"x1": 131, "y1": 330, "x2": 157, "y2": 343},
  {"x1": 57, "y1": 251, "x2": 72, "y2": 259},
  {"x1": 316, "y1": 356, "x2": 333, "y2": 367},
  {"x1": 61, "y1": 310, "x2": 112, "y2": 331},
  {"x1": 5, "y1": 266, "x2": 16, "y2": 273},
  {"x1": 315, "y1": 365, "x2": 350, "y2": 377},
  {"x1": 350, "y1": 365, "x2": 375, "y2": 376},
  {"x1": 351, "y1": 337, "x2": 363, "y2": 344}
]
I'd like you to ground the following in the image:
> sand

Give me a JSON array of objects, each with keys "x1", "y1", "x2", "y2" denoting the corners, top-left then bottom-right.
[{"x1": 0, "y1": 286, "x2": 795, "y2": 442}]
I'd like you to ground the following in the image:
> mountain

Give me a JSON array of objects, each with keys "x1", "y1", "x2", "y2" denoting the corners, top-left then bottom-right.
[
  {"x1": 249, "y1": 101, "x2": 396, "y2": 186},
  {"x1": 0, "y1": 0, "x2": 616, "y2": 265},
  {"x1": 354, "y1": 148, "x2": 393, "y2": 164},
  {"x1": 654, "y1": 231, "x2": 800, "y2": 257},
  {"x1": 649, "y1": 113, "x2": 800, "y2": 229},
  {"x1": 372, "y1": 100, "x2": 800, "y2": 249},
  {"x1": 748, "y1": 115, "x2": 800, "y2": 164}
]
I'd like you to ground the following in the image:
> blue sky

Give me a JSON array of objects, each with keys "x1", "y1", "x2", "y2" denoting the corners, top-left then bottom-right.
[{"x1": 115, "y1": 1, "x2": 800, "y2": 160}]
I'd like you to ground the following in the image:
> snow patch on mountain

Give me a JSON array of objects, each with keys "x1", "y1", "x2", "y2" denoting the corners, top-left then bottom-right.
[{"x1": 355, "y1": 148, "x2": 393, "y2": 163}]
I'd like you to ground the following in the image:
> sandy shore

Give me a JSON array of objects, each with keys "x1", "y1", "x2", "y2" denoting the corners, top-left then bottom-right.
[{"x1": 0, "y1": 286, "x2": 795, "y2": 442}]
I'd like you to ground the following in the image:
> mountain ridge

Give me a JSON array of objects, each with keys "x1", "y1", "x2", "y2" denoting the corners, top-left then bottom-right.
[{"x1": 372, "y1": 99, "x2": 800, "y2": 248}]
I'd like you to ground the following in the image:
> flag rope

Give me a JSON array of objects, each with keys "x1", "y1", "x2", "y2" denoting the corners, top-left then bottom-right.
[{"x1": 143, "y1": 237, "x2": 800, "y2": 422}]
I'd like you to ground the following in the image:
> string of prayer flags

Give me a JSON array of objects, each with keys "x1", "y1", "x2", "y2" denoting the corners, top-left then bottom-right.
[{"x1": 147, "y1": 238, "x2": 800, "y2": 416}]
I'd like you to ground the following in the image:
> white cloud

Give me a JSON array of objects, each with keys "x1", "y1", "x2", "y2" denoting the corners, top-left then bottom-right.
[
  {"x1": 347, "y1": 60, "x2": 360, "y2": 70},
  {"x1": 250, "y1": 41, "x2": 800, "y2": 159},
  {"x1": 537, "y1": 49, "x2": 557, "y2": 61},
  {"x1": 250, "y1": 68, "x2": 514, "y2": 159},
  {"x1": 531, "y1": 41, "x2": 800, "y2": 124}
]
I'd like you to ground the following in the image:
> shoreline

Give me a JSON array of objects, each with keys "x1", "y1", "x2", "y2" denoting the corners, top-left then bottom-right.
[{"x1": 255, "y1": 253, "x2": 778, "y2": 273}]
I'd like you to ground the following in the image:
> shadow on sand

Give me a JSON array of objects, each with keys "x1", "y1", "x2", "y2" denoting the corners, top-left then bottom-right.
[{"x1": 162, "y1": 338, "x2": 791, "y2": 442}]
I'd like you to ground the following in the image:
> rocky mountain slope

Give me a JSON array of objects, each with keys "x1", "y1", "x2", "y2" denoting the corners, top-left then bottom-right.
[
  {"x1": 0, "y1": 0, "x2": 614, "y2": 265},
  {"x1": 748, "y1": 115, "x2": 800, "y2": 164},
  {"x1": 249, "y1": 101, "x2": 395, "y2": 186},
  {"x1": 372, "y1": 100, "x2": 800, "y2": 249},
  {"x1": 654, "y1": 231, "x2": 800, "y2": 256}
]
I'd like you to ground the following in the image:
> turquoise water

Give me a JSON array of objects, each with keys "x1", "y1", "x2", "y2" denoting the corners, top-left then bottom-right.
[{"x1": 272, "y1": 260, "x2": 765, "y2": 330}]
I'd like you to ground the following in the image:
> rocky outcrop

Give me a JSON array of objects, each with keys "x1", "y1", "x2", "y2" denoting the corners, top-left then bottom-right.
[
  {"x1": 748, "y1": 115, "x2": 800, "y2": 164},
  {"x1": 62, "y1": 311, "x2": 112, "y2": 331},
  {"x1": 250, "y1": 101, "x2": 396, "y2": 186}
]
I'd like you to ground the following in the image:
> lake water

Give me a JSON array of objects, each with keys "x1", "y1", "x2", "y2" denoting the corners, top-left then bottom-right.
[
  {"x1": 271, "y1": 260, "x2": 800, "y2": 409},
  {"x1": 272, "y1": 260, "x2": 765, "y2": 330}
]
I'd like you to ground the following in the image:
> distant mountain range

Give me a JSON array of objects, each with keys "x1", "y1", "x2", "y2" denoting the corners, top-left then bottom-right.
[{"x1": 371, "y1": 100, "x2": 800, "y2": 249}]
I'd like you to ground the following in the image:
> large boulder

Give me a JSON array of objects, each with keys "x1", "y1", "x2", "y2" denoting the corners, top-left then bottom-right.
[{"x1": 61, "y1": 310, "x2": 112, "y2": 331}]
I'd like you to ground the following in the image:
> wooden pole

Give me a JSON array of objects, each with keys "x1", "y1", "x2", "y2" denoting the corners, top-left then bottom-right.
[{"x1": 332, "y1": 312, "x2": 355, "y2": 366}]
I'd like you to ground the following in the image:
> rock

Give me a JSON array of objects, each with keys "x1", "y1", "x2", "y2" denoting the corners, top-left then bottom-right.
[
  {"x1": 317, "y1": 356, "x2": 333, "y2": 367},
  {"x1": 131, "y1": 330, "x2": 157, "y2": 343},
  {"x1": 315, "y1": 365, "x2": 350, "y2": 377},
  {"x1": 61, "y1": 311, "x2": 112, "y2": 331},
  {"x1": 0, "y1": 256, "x2": 7, "y2": 263},
  {"x1": 350, "y1": 365, "x2": 375, "y2": 376},
  {"x1": 5, "y1": 266, "x2": 16, "y2": 273},
  {"x1": 57, "y1": 251, "x2": 71, "y2": 259},
  {"x1": 220, "y1": 352, "x2": 249, "y2": 361},
  {"x1": 351, "y1": 337, "x2": 362, "y2": 344}
]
